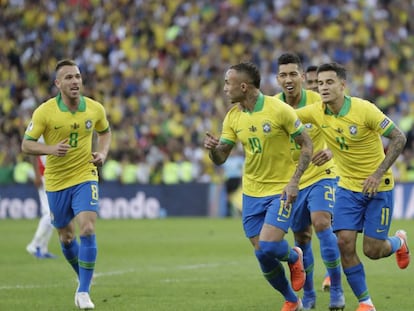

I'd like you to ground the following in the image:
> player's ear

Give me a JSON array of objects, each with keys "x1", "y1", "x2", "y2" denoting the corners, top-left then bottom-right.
[{"x1": 241, "y1": 82, "x2": 249, "y2": 92}]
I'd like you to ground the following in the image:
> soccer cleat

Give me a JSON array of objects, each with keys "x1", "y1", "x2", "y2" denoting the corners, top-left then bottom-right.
[
  {"x1": 395, "y1": 230, "x2": 410, "y2": 269},
  {"x1": 41, "y1": 252, "x2": 58, "y2": 259},
  {"x1": 281, "y1": 298, "x2": 303, "y2": 311},
  {"x1": 322, "y1": 275, "x2": 331, "y2": 292},
  {"x1": 329, "y1": 289, "x2": 345, "y2": 311},
  {"x1": 27, "y1": 247, "x2": 43, "y2": 258},
  {"x1": 288, "y1": 246, "x2": 306, "y2": 291},
  {"x1": 355, "y1": 302, "x2": 376, "y2": 311},
  {"x1": 26, "y1": 246, "x2": 57, "y2": 259},
  {"x1": 302, "y1": 291, "x2": 316, "y2": 310},
  {"x1": 75, "y1": 292, "x2": 95, "y2": 310}
]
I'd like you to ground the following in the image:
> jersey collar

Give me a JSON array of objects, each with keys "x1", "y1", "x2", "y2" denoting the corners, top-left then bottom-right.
[
  {"x1": 56, "y1": 93, "x2": 86, "y2": 112},
  {"x1": 325, "y1": 95, "x2": 351, "y2": 116},
  {"x1": 278, "y1": 89, "x2": 307, "y2": 108},
  {"x1": 244, "y1": 92, "x2": 264, "y2": 113}
]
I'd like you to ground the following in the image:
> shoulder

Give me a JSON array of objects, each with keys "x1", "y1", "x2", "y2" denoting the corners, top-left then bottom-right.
[
  {"x1": 83, "y1": 96, "x2": 104, "y2": 107},
  {"x1": 304, "y1": 90, "x2": 321, "y2": 103},
  {"x1": 264, "y1": 95, "x2": 294, "y2": 112},
  {"x1": 350, "y1": 96, "x2": 381, "y2": 112},
  {"x1": 33, "y1": 97, "x2": 56, "y2": 114}
]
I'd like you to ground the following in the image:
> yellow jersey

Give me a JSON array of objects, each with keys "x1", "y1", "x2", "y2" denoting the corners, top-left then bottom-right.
[
  {"x1": 24, "y1": 93, "x2": 110, "y2": 191},
  {"x1": 220, "y1": 93, "x2": 304, "y2": 197},
  {"x1": 296, "y1": 95, "x2": 395, "y2": 192},
  {"x1": 276, "y1": 89, "x2": 336, "y2": 189}
]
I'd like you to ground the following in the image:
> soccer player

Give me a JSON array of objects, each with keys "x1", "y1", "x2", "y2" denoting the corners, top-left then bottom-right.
[
  {"x1": 296, "y1": 62, "x2": 410, "y2": 311},
  {"x1": 306, "y1": 64, "x2": 332, "y2": 293},
  {"x1": 276, "y1": 53, "x2": 344, "y2": 311},
  {"x1": 22, "y1": 59, "x2": 111, "y2": 310},
  {"x1": 26, "y1": 153, "x2": 57, "y2": 259},
  {"x1": 204, "y1": 61, "x2": 313, "y2": 311},
  {"x1": 305, "y1": 65, "x2": 319, "y2": 93}
]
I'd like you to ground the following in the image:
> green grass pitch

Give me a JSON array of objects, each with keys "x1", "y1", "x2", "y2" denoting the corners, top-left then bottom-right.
[{"x1": 0, "y1": 218, "x2": 412, "y2": 310}]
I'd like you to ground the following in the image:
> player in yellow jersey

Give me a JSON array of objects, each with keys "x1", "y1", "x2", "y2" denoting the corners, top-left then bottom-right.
[
  {"x1": 204, "y1": 62, "x2": 313, "y2": 311},
  {"x1": 22, "y1": 59, "x2": 111, "y2": 310},
  {"x1": 276, "y1": 53, "x2": 344, "y2": 311},
  {"x1": 296, "y1": 62, "x2": 409, "y2": 311},
  {"x1": 306, "y1": 64, "x2": 333, "y2": 293}
]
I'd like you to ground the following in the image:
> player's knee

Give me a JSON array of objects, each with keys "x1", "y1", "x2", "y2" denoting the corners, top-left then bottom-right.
[
  {"x1": 312, "y1": 214, "x2": 331, "y2": 232},
  {"x1": 59, "y1": 231, "x2": 76, "y2": 245},
  {"x1": 259, "y1": 240, "x2": 286, "y2": 259},
  {"x1": 337, "y1": 235, "x2": 351, "y2": 253},
  {"x1": 363, "y1": 241, "x2": 384, "y2": 259},
  {"x1": 80, "y1": 223, "x2": 95, "y2": 236}
]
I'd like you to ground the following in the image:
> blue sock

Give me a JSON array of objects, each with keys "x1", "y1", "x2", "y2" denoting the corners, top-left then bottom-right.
[
  {"x1": 297, "y1": 241, "x2": 315, "y2": 295},
  {"x1": 78, "y1": 235, "x2": 97, "y2": 293},
  {"x1": 255, "y1": 249, "x2": 297, "y2": 302},
  {"x1": 387, "y1": 236, "x2": 402, "y2": 254},
  {"x1": 343, "y1": 263, "x2": 370, "y2": 302},
  {"x1": 61, "y1": 238, "x2": 79, "y2": 276},
  {"x1": 259, "y1": 240, "x2": 298, "y2": 263},
  {"x1": 316, "y1": 227, "x2": 342, "y2": 290}
]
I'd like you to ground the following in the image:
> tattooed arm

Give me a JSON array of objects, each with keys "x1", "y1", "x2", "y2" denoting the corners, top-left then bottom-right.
[
  {"x1": 363, "y1": 126, "x2": 407, "y2": 196},
  {"x1": 204, "y1": 132, "x2": 233, "y2": 165},
  {"x1": 283, "y1": 130, "x2": 313, "y2": 206}
]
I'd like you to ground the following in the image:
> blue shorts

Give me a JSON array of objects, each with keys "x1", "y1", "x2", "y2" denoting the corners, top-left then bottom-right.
[
  {"x1": 47, "y1": 181, "x2": 99, "y2": 229},
  {"x1": 242, "y1": 194, "x2": 292, "y2": 238},
  {"x1": 291, "y1": 178, "x2": 336, "y2": 233},
  {"x1": 333, "y1": 187, "x2": 394, "y2": 240}
]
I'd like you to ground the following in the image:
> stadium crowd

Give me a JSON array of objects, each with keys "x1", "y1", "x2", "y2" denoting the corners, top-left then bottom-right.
[{"x1": 1, "y1": 0, "x2": 414, "y2": 184}]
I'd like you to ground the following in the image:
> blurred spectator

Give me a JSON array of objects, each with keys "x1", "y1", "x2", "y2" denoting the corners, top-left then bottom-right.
[
  {"x1": 13, "y1": 156, "x2": 34, "y2": 184},
  {"x1": 221, "y1": 147, "x2": 244, "y2": 217},
  {"x1": 1, "y1": 0, "x2": 414, "y2": 182}
]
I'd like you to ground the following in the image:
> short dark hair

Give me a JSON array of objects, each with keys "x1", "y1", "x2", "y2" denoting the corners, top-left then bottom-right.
[
  {"x1": 55, "y1": 59, "x2": 77, "y2": 72},
  {"x1": 230, "y1": 62, "x2": 261, "y2": 88},
  {"x1": 306, "y1": 65, "x2": 318, "y2": 73},
  {"x1": 317, "y1": 62, "x2": 347, "y2": 80},
  {"x1": 277, "y1": 53, "x2": 303, "y2": 69}
]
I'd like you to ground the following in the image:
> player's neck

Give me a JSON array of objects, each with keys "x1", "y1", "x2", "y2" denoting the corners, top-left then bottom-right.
[
  {"x1": 61, "y1": 95, "x2": 80, "y2": 111},
  {"x1": 327, "y1": 100, "x2": 343, "y2": 115},
  {"x1": 241, "y1": 90, "x2": 260, "y2": 112},
  {"x1": 284, "y1": 92, "x2": 301, "y2": 108}
]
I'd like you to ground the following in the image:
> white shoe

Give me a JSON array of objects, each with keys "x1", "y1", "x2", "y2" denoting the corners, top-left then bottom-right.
[
  {"x1": 26, "y1": 244, "x2": 37, "y2": 255},
  {"x1": 75, "y1": 292, "x2": 95, "y2": 310}
]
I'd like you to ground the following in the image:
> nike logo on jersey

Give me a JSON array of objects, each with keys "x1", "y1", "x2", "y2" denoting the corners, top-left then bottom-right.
[
  {"x1": 321, "y1": 125, "x2": 329, "y2": 128},
  {"x1": 54, "y1": 125, "x2": 64, "y2": 130},
  {"x1": 376, "y1": 228, "x2": 386, "y2": 233}
]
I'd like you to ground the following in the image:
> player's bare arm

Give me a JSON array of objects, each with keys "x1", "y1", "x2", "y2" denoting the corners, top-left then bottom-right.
[
  {"x1": 204, "y1": 132, "x2": 233, "y2": 165},
  {"x1": 283, "y1": 130, "x2": 313, "y2": 205},
  {"x1": 90, "y1": 130, "x2": 111, "y2": 167},
  {"x1": 22, "y1": 139, "x2": 71, "y2": 157},
  {"x1": 363, "y1": 126, "x2": 407, "y2": 196}
]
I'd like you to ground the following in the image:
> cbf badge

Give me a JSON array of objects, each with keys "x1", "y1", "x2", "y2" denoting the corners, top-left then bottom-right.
[
  {"x1": 349, "y1": 125, "x2": 357, "y2": 135},
  {"x1": 85, "y1": 120, "x2": 93, "y2": 130},
  {"x1": 262, "y1": 122, "x2": 271, "y2": 134}
]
